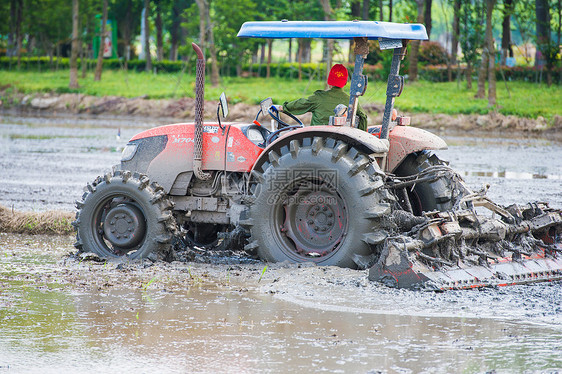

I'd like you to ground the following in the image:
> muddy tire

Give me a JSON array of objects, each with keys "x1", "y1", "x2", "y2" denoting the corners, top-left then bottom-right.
[
  {"x1": 74, "y1": 170, "x2": 176, "y2": 260},
  {"x1": 242, "y1": 137, "x2": 391, "y2": 269},
  {"x1": 393, "y1": 151, "x2": 457, "y2": 215}
]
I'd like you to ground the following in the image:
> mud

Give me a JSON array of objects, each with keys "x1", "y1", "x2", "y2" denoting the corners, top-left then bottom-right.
[
  {"x1": 2, "y1": 89, "x2": 562, "y2": 140},
  {"x1": 1, "y1": 115, "x2": 562, "y2": 372},
  {"x1": 1, "y1": 233, "x2": 561, "y2": 373}
]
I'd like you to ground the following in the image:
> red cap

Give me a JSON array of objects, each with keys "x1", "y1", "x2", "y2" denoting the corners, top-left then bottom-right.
[{"x1": 327, "y1": 64, "x2": 348, "y2": 87}]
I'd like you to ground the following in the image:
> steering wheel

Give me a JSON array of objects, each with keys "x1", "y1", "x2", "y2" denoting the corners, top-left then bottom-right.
[{"x1": 268, "y1": 106, "x2": 304, "y2": 129}]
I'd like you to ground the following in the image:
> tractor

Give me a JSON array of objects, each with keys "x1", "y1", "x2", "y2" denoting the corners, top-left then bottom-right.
[{"x1": 74, "y1": 21, "x2": 562, "y2": 290}]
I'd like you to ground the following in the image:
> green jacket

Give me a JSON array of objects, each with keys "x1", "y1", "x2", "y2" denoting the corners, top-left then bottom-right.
[{"x1": 282, "y1": 86, "x2": 368, "y2": 131}]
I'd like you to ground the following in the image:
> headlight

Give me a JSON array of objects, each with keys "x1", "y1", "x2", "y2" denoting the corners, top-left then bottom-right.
[{"x1": 121, "y1": 143, "x2": 138, "y2": 161}]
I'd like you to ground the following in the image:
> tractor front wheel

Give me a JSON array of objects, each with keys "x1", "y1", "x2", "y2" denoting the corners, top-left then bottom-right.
[{"x1": 74, "y1": 170, "x2": 176, "y2": 260}]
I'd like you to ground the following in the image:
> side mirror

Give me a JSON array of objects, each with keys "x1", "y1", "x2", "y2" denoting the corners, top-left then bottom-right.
[
  {"x1": 260, "y1": 97, "x2": 273, "y2": 117},
  {"x1": 219, "y1": 92, "x2": 229, "y2": 118}
]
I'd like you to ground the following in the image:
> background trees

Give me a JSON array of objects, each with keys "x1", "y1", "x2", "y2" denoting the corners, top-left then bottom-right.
[{"x1": 0, "y1": 0, "x2": 560, "y2": 91}]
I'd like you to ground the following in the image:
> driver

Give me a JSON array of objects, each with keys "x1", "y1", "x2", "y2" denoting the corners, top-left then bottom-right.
[{"x1": 279, "y1": 64, "x2": 368, "y2": 131}]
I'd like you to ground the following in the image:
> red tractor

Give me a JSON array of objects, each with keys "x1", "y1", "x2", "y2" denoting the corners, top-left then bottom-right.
[{"x1": 75, "y1": 21, "x2": 562, "y2": 289}]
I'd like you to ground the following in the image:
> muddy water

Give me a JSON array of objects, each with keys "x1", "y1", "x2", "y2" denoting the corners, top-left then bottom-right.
[
  {"x1": 1, "y1": 115, "x2": 562, "y2": 373},
  {"x1": 1, "y1": 116, "x2": 560, "y2": 212},
  {"x1": 1, "y1": 233, "x2": 561, "y2": 373}
]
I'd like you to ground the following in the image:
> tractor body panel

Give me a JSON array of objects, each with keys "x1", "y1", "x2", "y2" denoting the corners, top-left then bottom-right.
[
  {"x1": 368, "y1": 125, "x2": 448, "y2": 172},
  {"x1": 124, "y1": 123, "x2": 264, "y2": 193}
]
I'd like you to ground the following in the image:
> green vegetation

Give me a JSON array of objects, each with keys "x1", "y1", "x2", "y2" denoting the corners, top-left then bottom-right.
[
  {"x1": 1, "y1": 69, "x2": 560, "y2": 119},
  {"x1": 0, "y1": 204, "x2": 74, "y2": 235}
]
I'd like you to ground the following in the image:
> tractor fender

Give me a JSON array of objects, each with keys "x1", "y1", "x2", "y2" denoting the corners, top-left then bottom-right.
[
  {"x1": 250, "y1": 125, "x2": 389, "y2": 174},
  {"x1": 369, "y1": 125, "x2": 448, "y2": 172}
]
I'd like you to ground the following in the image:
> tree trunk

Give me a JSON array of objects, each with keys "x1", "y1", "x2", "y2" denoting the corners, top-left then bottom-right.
[
  {"x1": 69, "y1": 0, "x2": 80, "y2": 89},
  {"x1": 319, "y1": 0, "x2": 334, "y2": 84},
  {"x1": 424, "y1": 0, "x2": 432, "y2": 39},
  {"x1": 325, "y1": 40, "x2": 334, "y2": 85},
  {"x1": 362, "y1": 0, "x2": 369, "y2": 20},
  {"x1": 94, "y1": 0, "x2": 107, "y2": 81},
  {"x1": 558, "y1": 0, "x2": 561, "y2": 85},
  {"x1": 379, "y1": 0, "x2": 383, "y2": 20},
  {"x1": 15, "y1": 0, "x2": 23, "y2": 69},
  {"x1": 486, "y1": 0, "x2": 496, "y2": 106},
  {"x1": 466, "y1": 62, "x2": 473, "y2": 89},
  {"x1": 266, "y1": 39, "x2": 272, "y2": 79},
  {"x1": 557, "y1": 0, "x2": 562, "y2": 86},
  {"x1": 8, "y1": 0, "x2": 16, "y2": 58},
  {"x1": 298, "y1": 39, "x2": 303, "y2": 81},
  {"x1": 351, "y1": 0, "x2": 361, "y2": 63},
  {"x1": 389, "y1": 0, "x2": 393, "y2": 22},
  {"x1": 535, "y1": 0, "x2": 551, "y2": 85},
  {"x1": 501, "y1": 0, "x2": 513, "y2": 65},
  {"x1": 169, "y1": 2, "x2": 182, "y2": 60},
  {"x1": 451, "y1": 0, "x2": 460, "y2": 64},
  {"x1": 154, "y1": 3, "x2": 163, "y2": 61},
  {"x1": 302, "y1": 39, "x2": 311, "y2": 62},
  {"x1": 144, "y1": 0, "x2": 152, "y2": 72},
  {"x1": 408, "y1": 0, "x2": 425, "y2": 82},
  {"x1": 206, "y1": 3, "x2": 219, "y2": 86},
  {"x1": 475, "y1": 52, "x2": 488, "y2": 98},
  {"x1": 155, "y1": 0, "x2": 163, "y2": 61},
  {"x1": 81, "y1": 38, "x2": 88, "y2": 78}
]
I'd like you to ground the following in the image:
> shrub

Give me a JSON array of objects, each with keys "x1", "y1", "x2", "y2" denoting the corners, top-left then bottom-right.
[{"x1": 419, "y1": 41, "x2": 449, "y2": 65}]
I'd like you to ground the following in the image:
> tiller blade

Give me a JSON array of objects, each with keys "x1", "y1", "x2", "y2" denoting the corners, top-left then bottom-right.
[{"x1": 368, "y1": 201, "x2": 562, "y2": 290}]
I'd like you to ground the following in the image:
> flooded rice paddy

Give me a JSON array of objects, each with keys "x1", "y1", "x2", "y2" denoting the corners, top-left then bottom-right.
[{"x1": 1, "y1": 115, "x2": 562, "y2": 373}]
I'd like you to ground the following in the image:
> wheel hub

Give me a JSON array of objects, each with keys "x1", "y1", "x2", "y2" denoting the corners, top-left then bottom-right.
[
  {"x1": 103, "y1": 204, "x2": 146, "y2": 249},
  {"x1": 282, "y1": 183, "x2": 346, "y2": 258}
]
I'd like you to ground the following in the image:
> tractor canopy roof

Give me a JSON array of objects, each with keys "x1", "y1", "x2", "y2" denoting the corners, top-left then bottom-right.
[{"x1": 237, "y1": 21, "x2": 428, "y2": 41}]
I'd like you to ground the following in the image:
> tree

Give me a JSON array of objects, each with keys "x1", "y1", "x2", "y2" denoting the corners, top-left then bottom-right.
[
  {"x1": 535, "y1": 0, "x2": 554, "y2": 85},
  {"x1": 451, "y1": 0, "x2": 460, "y2": 64},
  {"x1": 459, "y1": 0, "x2": 486, "y2": 89},
  {"x1": 144, "y1": 0, "x2": 152, "y2": 72},
  {"x1": 155, "y1": 0, "x2": 164, "y2": 61},
  {"x1": 319, "y1": 0, "x2": 334, "y2": 84},
  {"x1": 424, "y1": 0, "x2": 432, "y2": 38},
  {"x1": 113, "y1": 0, "x2": 143, "y2": 68},
  {"x1": 94, "y1": 0, "x2": 108, "y2": 81},
  {"x1": 501, "y1": 0, "x2": 514, "y2": 65},
  {"x1": 485, "y1": 0, "x2": 496, "y2": 106},
  {"x1": 168, "y1": 1, "x2": 190, "y2": 60},
  {"x1": 408, "y1": 0, "x2": 425, "y2": 82},
  {"x1": 69, "y1": 0, "x2": 79, "y2": 89}
]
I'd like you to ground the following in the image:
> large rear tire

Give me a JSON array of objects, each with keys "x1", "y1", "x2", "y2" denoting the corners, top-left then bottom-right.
[
  {"x1": 243, "y1": 137, "x2": 392, "y2": 269},
  {"x1": 74, "y1": 170, "x2": 176, "y2": 260},
  {"x1": 393, "y1": 151, "x2": 460, "y2": 215}
]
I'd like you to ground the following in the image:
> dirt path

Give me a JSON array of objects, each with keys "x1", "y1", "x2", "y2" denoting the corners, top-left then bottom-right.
[{"x1": 2, "y1": 90, "x2": 562, "y2": 141}]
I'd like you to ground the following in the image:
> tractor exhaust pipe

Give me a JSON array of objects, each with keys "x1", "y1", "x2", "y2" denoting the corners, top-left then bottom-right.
[{"x1": 192, "y1": 42, "x2": 211, "y2": 181}]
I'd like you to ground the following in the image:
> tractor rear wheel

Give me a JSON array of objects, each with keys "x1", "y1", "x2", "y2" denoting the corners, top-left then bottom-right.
[
  {"x1": 243, "y1": 137, "x2": 392, "y2": 269},
  {"x1": 74, "y1": 170, "x2": 176, "y2": 260},
  {"x1": 393, "y1": 151, "x2": 459, "y2": 215}
]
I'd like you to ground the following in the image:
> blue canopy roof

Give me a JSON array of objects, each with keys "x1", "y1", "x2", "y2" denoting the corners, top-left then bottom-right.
[{"x1": 237, "y1": 21, "x2": 428, "y2": 41}]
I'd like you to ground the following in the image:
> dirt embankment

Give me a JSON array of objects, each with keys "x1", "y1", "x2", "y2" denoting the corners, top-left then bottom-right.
[{"x1": 2, "y1": 89, "x2": 562, "y2": 138}]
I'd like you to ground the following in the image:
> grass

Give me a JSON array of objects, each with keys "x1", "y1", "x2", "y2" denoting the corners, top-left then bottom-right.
[
  {"x1": 1, "y1": 69, "x2": 561, "y2": 119},
  {"x1": 0, "y1": 204, "x2": 74, "y2": 235}
]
